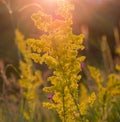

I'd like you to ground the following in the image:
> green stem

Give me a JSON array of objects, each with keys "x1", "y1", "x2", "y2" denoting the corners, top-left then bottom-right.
[{"x1": 62, "y1": 87, "x2": 66, "y2": 122}]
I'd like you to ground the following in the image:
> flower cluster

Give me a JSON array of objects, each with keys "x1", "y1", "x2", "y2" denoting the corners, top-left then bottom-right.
[
  {"x1": 26, "y1": 1, "x2": 96, "y2": 121},
  {"x1": 15, "y1": 29, "x2": 42, "y2": 120},
  {"x1": 88, "y1": 65, "x2": 120, "y2": 121}
]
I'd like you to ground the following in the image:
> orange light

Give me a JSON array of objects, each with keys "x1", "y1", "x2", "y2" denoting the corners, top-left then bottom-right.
[{"x1": 44, "y1": 0, "x2": 65, "y2": 2}]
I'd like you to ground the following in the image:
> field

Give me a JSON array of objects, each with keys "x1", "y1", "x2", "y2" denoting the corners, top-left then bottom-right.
[{"x1": 0, "y1": 0, "x2": 120, "y2": 122}]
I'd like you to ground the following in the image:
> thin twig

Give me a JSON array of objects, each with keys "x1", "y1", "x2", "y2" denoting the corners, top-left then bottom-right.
[{"x1": 18, "y1": 3, "x2": 42, "y2": 12}]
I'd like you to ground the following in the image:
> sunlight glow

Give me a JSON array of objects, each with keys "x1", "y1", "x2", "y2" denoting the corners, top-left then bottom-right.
[{"x1": 44, "y1": 0, "x2": 65, "y2": 3}]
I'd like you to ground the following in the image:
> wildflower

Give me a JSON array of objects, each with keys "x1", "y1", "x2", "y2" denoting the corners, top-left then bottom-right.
[
  {"x1": 88, "y1": 92, "x2": 96, "y2": 107},
  {"x1": 24, "y1": 111, "x2": 30, "y2": 120},
  {"x1": 28, "y1": 1, "x2": 87, "y2": 121},
  {"x1": 115, "y1": 64, "x2": 120, "y2": 71}
]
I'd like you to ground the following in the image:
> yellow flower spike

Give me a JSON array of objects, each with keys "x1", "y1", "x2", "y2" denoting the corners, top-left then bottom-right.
[
  {"x1": 15, "y1": 29, "x2": 43, "y2": 120},
  {"x1": 115, "y1": 47, "x2": 120, "y2": 54},
  {"x1": 115, "y1": 64, "x2": 120, "y2": 71},
  {"x1": 79, "y1": 102, "x2": 87, "y2": 115},
  {"x1": 88, "y1": 65, "x2": 104, "y2": 85},
  {"x1": 85, "y1": 119, "x2": 89, "y2": 122},
  {"x1": 80, "y1": 83, "x2": 88, "y2": 101},
  {"x1": 107, "y1": 74, "x2": 120, "y2": 88},
  {"x1": 88, "y1": 64, "x2": 120, "y2": 121},
  {"x1": 23, "y1": 111, "x2": 30, "y2": 120},
  {"x1": 88, "y1": 92, "x2": 96, "y2": 107},
  {"x1": 25, "y1": 0, "x2": 93, "y2": 121},
  {"x1": 31, "y1": 11, "x2": 52, "y2": 32}
]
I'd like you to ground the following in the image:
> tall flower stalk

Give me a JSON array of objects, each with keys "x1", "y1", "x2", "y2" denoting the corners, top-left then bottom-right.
[
  {"x1": 27, "y1": 1, "x2": 95, "y2": 121},
  {"x1": 15, "y1": 29, "x2": 42, "y2": 121}
]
